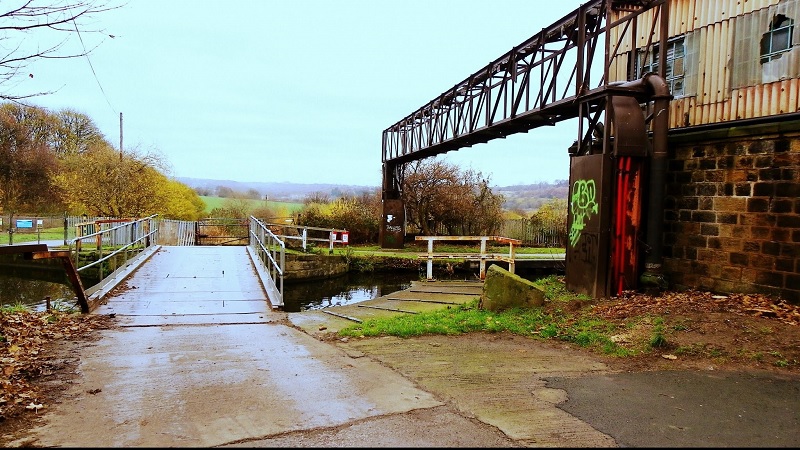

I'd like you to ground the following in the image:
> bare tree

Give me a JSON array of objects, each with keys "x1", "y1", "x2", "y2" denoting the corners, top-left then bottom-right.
[
  {"x1": 400, "y1": 158, "x2": 504, "y2": 236},
  {"x1": 0, "y1": 0, "x2": 122, "y2": 101}
]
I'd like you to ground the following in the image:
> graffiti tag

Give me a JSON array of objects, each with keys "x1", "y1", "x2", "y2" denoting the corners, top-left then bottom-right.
[{"x1": 569, "y1": 179, "x2": 598, "y2": 247}]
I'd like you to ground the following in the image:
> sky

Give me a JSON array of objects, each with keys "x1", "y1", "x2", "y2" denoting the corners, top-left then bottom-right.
[{"x1": 16, "y1": 0, "x2": 585, "y2": 188}]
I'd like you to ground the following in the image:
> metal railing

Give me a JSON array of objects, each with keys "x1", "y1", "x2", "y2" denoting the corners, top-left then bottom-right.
[
  {"x1": 69, "y1": 215, "x2": 160, "y2": 298},
  {"x1": 248, "y1": 216, "x2": 285, "y2": 309},
  {"x1": 263, "y1": 222, "x2": 349, "y2": 253},
  {"x1": 415, "y1": 235, "x2": 522, "y2": 281}
]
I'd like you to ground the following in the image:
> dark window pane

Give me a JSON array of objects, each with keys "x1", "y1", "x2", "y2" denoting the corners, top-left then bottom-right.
[
  {"x1": 761, "y1": 33, "x2": 772, "y2": 55},
  {"x1": 772, "y1": 28, "x2": 791, "y2": 51}
]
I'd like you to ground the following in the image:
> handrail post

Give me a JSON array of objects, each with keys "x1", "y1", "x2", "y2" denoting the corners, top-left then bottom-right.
[
  {"x1": 479, "y1": 237, "x2": 488, "y2": 280},
  {"x1": 508, "y1": 241, "x2": 517, "y2": 275},
  {"x1": 427, "y1": 238, "x2": 434, "y2": 280}
]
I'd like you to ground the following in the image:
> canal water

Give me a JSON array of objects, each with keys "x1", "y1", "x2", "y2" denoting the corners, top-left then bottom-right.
[
  {"x1": 0, "y1": 253, "x2": 79, "y2": 312},
  {"x1": 0, "y1": 277, "x2": 77, "y2": 312},
  {"x1": 1, "y1": 262, "x2": 450, "y2": 313},
  {"x1": 1, "y1": 272, "x2": 422, "y2": 313},
  {"x1": 282, "y1": 271, "x2": 420, "y2": 313},
  {"x1": 2, "y1": 258, "x2": 557, "y2": 313},
  {"x1": 1, "y1": 269, "x2": 424, "y2": 313}
]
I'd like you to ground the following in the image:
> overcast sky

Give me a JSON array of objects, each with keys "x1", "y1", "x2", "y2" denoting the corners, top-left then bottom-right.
[{"x1": 19, "y1": 0, "x2": 584, "y2": 187}]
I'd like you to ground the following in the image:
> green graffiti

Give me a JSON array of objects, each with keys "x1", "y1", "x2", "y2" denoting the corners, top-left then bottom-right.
[{"x1": 569, "y1": 179, "x2": 598, "y2": 247}]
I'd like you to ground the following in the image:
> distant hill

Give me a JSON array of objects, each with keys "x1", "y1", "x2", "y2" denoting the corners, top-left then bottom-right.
[
  {"x1": 177, "y1": 177, "x2": 377, "y2": 202},
  {"x1": 177, "y1": 177, "x2": 568, "y2": 212},
  {"x1": 495, "y1": 180, "x2": 569, "y2": 213}
]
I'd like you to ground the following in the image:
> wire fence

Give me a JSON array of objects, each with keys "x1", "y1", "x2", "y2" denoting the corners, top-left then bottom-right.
[
  {"x1": 1, "y1": 215, "x2": 133, "y2": 246},
  {"x1": 4, "y1": 214, "x2": 567, "y2": 248},
  {"x1": 434, "y1": 218, "x2": 567, "y2": 248}
]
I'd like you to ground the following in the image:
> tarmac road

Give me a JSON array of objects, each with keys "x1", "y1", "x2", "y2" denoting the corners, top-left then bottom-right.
[{"x1": 6, "y1": 245, "x2": 799, "y2": 447}]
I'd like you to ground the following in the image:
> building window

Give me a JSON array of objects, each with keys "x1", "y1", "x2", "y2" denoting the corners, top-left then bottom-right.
[
  {"x1": 760, "y1": 14, "x2": 794, "y2": 64},
  {"x1": 637, "y1": 38, "x2": 685, "y2": 97}
]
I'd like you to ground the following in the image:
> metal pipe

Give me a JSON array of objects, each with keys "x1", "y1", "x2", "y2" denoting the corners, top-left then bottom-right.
[{"x1": 641, "y1": 72, "x2": 671, "y2": 290}]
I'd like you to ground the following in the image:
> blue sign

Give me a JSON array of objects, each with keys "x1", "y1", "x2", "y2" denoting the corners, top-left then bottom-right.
[{"x1": 16, "y1": 219, "x2": 33, "y2": 228}]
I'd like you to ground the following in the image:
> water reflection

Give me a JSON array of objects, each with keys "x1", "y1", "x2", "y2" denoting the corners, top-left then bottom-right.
[
  {"x1": 0, "y1": 253, "x2": 79, "y2": 311},
  {"x1": 282, "y1": 271, "x2": 417, "y2": 313},
  {"x1": 0, "y1": 277, "x2": 78, "y2": 311}
]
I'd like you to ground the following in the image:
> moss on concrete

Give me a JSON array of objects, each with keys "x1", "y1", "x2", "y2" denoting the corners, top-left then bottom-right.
[{"x1": 479, "y1": 264, "x2": 545, "y2": 312}]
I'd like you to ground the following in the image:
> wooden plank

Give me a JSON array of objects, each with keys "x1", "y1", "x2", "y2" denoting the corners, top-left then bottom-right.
[
  {"x1": 59, "y1": 256, "x2": 90, "y2": 314},
  {"x1": 407, "y1": 289, "x2": 482, "y2": 295},
  {"x1": 417, "y1": 254, "x2": 514, "y2": 260},
  {"x1": 415, "y1": 235, "x2": 522, "y2": 245}
]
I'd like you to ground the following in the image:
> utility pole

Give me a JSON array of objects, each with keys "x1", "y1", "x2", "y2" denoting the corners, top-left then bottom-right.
[{"x1": 119, "y1": 112, "x2": 123, "y2": 160}]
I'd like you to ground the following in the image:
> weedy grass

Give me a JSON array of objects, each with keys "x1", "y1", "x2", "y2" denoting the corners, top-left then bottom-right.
[{"x1": 338, "y1": 275, "x2": 637, "y2": 357}]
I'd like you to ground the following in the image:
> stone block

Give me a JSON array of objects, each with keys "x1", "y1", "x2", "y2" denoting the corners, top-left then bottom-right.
[
  {"x1": 479, "y1": 264, "x2": 545, "y2": 312},
  {"x1": 284, "y1": 254, "x2": 348, "y2": 281}
]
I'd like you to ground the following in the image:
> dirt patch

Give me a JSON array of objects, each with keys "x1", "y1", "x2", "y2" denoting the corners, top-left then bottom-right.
[
  {"x1": 0, "y1": 311, "x2": 117, "y2": 445},
  {"x1": 584, "y1": 290, "x2": 800, "y2": 373}
]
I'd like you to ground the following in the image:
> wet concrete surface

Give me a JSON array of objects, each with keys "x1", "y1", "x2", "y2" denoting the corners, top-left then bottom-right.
[
  {"x1": 8, "y1": 245, "x2": 800, "y2": 447},
  {"x1": 6, "y1": 246, "x2": 518, "y2": 447},
  {"x1": 545, "y1": 370, "x2": 800, "y2": 447}
]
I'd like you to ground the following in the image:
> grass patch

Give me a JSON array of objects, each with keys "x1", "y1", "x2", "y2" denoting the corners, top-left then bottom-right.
[
  {"x1": 648, "y1": 317, "x2": 669, "y2": 349},
  {"x1": 0, "y1": 302, "x2": 31, "y2": 314},
  {"x1": 0, "y1": 227, "x2": 66, "y2": 245},
  {"x1": 199, "y1": 196, "x2": 303, "y2": 215},
  {"x1": 338, "y1": 275, "x2": 633, "y2": 357}
]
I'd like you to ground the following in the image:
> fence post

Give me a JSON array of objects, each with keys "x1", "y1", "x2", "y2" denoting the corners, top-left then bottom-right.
[
  {"x1": 63, "y1": 212, "x2": 68, "y2": 246},
  {"x1": 479, "y1": 237, "x2": 488, "y2": 279},
  {"x1": 508, "y1": 241, "x2": 517, "y2": 275},
  {"x1": 426, "y1": 238, "x2": 434, "y2": 280}
]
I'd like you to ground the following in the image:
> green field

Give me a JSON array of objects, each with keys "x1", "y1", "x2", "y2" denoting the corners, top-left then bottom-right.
[{"x1": 200, "y1": 196, "x2": 304, "y2": 216}]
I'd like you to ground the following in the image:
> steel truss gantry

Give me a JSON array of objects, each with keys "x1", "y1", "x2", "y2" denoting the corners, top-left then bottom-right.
[{"x1": 381, "y1": 0, "x2": 669, "y2": 195}]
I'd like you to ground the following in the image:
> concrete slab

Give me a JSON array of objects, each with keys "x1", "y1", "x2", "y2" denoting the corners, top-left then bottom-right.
[
  {"x1": 22, "y1": 323, "x2": 446, "y2": 447},
  {"x1": 93, "y1": 245, "x2": 271, "y2": 325},
  {"x1": 19, "y1": 246, "x2": 508, "y2": 447}
]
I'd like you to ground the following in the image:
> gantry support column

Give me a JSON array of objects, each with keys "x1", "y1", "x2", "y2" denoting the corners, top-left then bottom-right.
[{"x1": 379, "y1": 161, "x2": 405, "y2": 249}]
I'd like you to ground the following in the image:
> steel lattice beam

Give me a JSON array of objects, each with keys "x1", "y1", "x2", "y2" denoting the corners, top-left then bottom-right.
[{"x1": 381, "y1": 0, "x2": 667, "y2": 168}]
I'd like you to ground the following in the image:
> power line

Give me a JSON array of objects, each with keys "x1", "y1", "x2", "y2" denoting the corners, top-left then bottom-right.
[{"x1": 72, "y1": 19, "x2": 116, "y2": 115}]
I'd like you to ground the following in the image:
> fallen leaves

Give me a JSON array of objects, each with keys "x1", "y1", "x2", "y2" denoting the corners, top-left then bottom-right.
[
  {"x1": 0, "y1": 310, "x2": 114, "y2": 421},
  {"x1": 591, "y1": 289, "x2": 800, "y2": 326}
]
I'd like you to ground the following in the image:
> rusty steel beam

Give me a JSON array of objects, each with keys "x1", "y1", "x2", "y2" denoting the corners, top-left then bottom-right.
[
  {"x1": 2, "y1": 244, "x2": 90, "y2": 313},
  {"x1": 382, "y1": 0, "x2": 667, "y2": 165},
  {"x1": 0, "y1": 243, "x2": 48, "y2": 255}
]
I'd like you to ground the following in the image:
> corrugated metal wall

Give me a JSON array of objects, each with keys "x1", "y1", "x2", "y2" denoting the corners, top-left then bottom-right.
[
  {"x1": 608, "y1": 0, "x2": 800, "y2": 128},
  {"x1": 157, "y1": 219, "x2": 196, "y2": 246}
]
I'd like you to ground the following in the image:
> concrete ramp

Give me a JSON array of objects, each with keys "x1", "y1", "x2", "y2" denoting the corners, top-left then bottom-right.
[
  {"x1": 17, "y1": 245, "x2": 512, "y2": 447},
  {"x1": 96, "y1": 246, "x2": 273, "y2": 326}
]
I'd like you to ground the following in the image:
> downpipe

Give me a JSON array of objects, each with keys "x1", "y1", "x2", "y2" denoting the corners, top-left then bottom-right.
[{"x1": 640, "y1": 73, "x2": 671, "y2": 291}]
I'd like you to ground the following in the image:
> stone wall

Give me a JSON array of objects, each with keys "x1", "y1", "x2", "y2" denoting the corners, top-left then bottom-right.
[
  {"x1": 662, "y1": 122, "x2": 800, "y2": 303},
  {"x1": 284, "y1": 254, "x2": 348, "y2": 282}
]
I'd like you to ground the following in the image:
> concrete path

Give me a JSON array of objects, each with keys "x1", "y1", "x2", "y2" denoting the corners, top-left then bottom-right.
[{"x1": 13, "y1": 246, "x2": 517, "y2": 447}]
